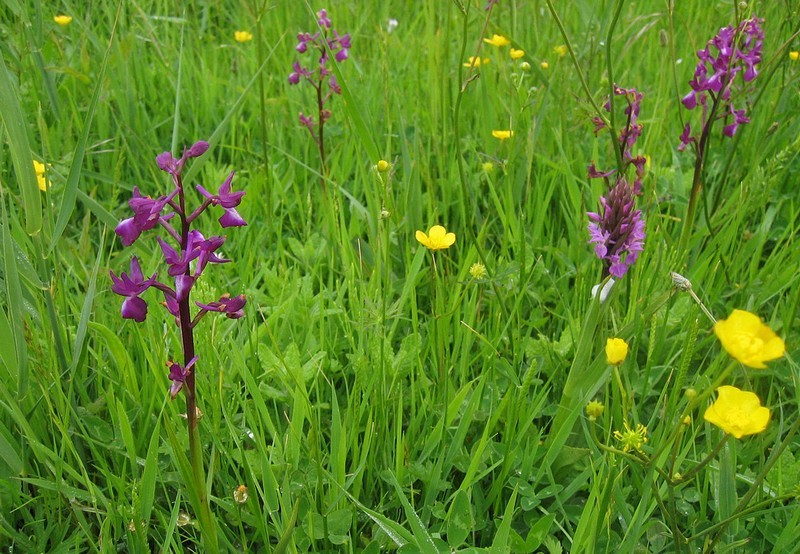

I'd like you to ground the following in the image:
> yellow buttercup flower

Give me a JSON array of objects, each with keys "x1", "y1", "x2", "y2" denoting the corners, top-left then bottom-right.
[
  {"x1": 481, "y1": 161, "x2": 494, "y2": 172},
  {"x1": 540, "y1": 61, "x2": 549, "y2": 70},
  {"x1": 714, "y1": 309, "x2": 785, "y2": 368},
  {"x1": 234, "y1": 30, "x2": 253, "y2": 43},
  {"x1": 703, "y1": 385, "x2": 770, "y2": 439},
  {"x1": 554, "y1": 44, "x2": 568, "y2": 57},
  {"x1": 34, "y1": 160, "x2": 49, "y2": 192},
  {"x1": 509, "y1": 48, "x2": 524, "y2": 60},
  {"x1": 464, "y1": 56, "x2": 490, "y2": 68},
  {"x1": 54, "y1": 15, "x2": 72, "y2": 26},
  {"x1": 484, "y1": 34, "x2": 510, "y2": 47},
  {"x1": 491, "y1": 130, "x2": 514, "y2": 140},
  {"x1": 790, "y1": 51, "x2": 799, "y2": 61},
  {"x1": 416, "y1": 225, "x2": 455, "y2": 251},
  {"x1": 605, "y1": 337, "x2": 629, "y2": 366},
  {"x1": 376, "y1": 159, "x2": 390, "y2": 173}
]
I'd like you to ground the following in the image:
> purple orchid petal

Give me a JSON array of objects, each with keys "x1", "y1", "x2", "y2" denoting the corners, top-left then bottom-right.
[{"x1": 219, "y1": 207, "x2": 247, "y2": 228}]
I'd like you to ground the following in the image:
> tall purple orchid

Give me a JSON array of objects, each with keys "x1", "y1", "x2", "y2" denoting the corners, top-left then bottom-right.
[
  {"x1": 288, "y1": 8, "x2": 350, "y2": 181},
  {"x1": 678, "y1": 17, "x2": 764, "y2": 250},
  {"x1": 110, "y1": 141, "x2": 246, "y2": 529},
  {"x1": 112, "y1": 141, "x2": 246, "y2": 399},
  {"x1": 587, "y1": 85, "x2": 647, "y2": 281}
]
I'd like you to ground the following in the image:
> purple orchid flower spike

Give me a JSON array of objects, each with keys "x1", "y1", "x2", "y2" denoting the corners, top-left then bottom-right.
[
  {"x1": 587, "y1": 178, "x2": 646, "y2": 279},
  {"x1": 112, "y1": 136, "x2": 246, "y2": 491},
  {"x1": 289, "y1": 8, "x2": 350, "y2": 179},
  {"x1": 109, "y1": 257, "x2": 159, "y2": 322},
  {"x1": 196, "y1": 294, "x2": 247, "y2": 319},
  {"x1": 167, "y1": 356, "x2": 198, "y2": 399}
]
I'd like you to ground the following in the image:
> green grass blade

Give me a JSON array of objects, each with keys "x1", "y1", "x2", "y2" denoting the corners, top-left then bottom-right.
[
  {"x1": 386, "y1": 471, "x2": 438, "y2": 554},
  {"x1": 181, "y1": 37, "x2": 282, "y2": 185},
  {"x1": 70, "y1": 233, "x2": 105, "y2": 370},
  {"x1": 77, "y1": 189, "x2": 118, "y2": 229},
  {"x1": 0, "y1": 418, "x2": 23, "y2": 475},
  {"x1": 0, "y1": 192, "x2": 27, "y2": 397},
  {"x1": 48, "y1": 0, "x2": 122, "y2": 253},
  {"x1": 0, "y1": 51, "x2": 42, "y2": 235},
  {"x1": 139, "y1": 418, "x2": 161, "y2": 527},
  {"x1": 490, "y1": 487, "x2": 518, "y2": 553}
]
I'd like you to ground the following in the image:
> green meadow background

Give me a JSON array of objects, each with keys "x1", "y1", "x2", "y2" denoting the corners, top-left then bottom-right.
[{"x1": 1, "y1": 0, "x2": 799, "y2": 552}]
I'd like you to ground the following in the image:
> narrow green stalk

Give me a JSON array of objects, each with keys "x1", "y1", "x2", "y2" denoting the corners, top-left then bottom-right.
[
  {"x1": 544, "y1": 0, "x2": 615, "y2": 134},
  {"x1": 704, "y1": 415, "x2": 800, "y2": 551},
  {"x1": 605, "y1": 0, "x2": 626, "y2": 169}
]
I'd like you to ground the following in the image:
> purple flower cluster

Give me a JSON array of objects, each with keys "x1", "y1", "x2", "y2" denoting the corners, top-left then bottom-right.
[
  {"x1": 587, "y1": 178, "x2": 646, "y2": 279},
  {"x1": 587, "y1": 85, "x2": 647, "y2": 279},
  {"x1": 288, "y1": 9, "x2": 351, "y2": 133},
  {"x1": 110, "y1": 140, "x2": 247, "y2": 398},
  {"x1": 590, "y1": 85, "x2": 647, "y2": 194},
  {"x1": 679, "y1": 17, "x2": 763, "y2": 149}
]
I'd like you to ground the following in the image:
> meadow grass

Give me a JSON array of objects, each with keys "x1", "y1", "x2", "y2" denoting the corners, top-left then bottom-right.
[{"x1": 1, "y1": 0, "x2": 800, "y2": 552}]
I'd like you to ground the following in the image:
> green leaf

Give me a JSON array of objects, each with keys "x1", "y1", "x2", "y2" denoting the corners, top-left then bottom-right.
[
  {"x1": 0, "y1": 418, "x2": 23, "y2": 475},
  {"x1": 0, "y1": 194, "x2": 27, "y2": 397},
  {"x1": 490, "y1": 488, "x2": 517, "y2": 554},
  {"x1": 71, "y1": 234, "x2": 105, "y2": 370},
  {"x1": 48, "y1": 1, "x2": 121, "y2": 252},
  {"x1": 139, "y1": 418, "x2": 161, "y2": 526},
  {"x1": 386, "y1": 470, "x2": 438, "y2": 554},
  {"x1": 0, "y1": 51, "x2": 41, "y2": 235},
  {"x1": 0, "y1": 305, "x2": 18, "y2": 379},
  {"x1": 446, "y1": 489, "x2": 473, "y2": 547}
]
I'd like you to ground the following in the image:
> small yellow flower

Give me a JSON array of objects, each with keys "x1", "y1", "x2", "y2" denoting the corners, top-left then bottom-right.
[
  {"x1": 416, "y1": 225, "x2": 456, "y2": 251},
  {"x1": 605, "y1": 337, "x2": 629, "y2": 366},
  {"x1": 233, "y1": 485, "x2": 249, "y2": 503},
  {"x1": 790, "y1": 51, "x2": 799, "y2": 61},
  {"x1": 540, "y1": 61, "x2": 549, "y2": 70},
  {"x1": 613, "y1": 421, "x2": 648, "y2": 452},
  {"x1": 376, "y1": 159, "x2": 390, "y2": 173},
  {"x1": 34, "y1": 160, "x2": 49, "y2": 192},
  {"x1": 481, "y1": 161, "x2": 494, "y2": 172},
  {"x1": 464, "y1": 56, "x2": 490, "y2": 68},
  {"x1": 554, "y1": 44, "x2": 568, "y2": 57},
  {"x1": 469, "y1": 262, "x2": 487, "y2": 279},
  {"x1": 585, "y1": 400, "x2": 604, "y2": 420},
  {"x1": 491, "y1": 130, "x2": 514, "y2": 140},
  {"x1": 484, "y1": 34, "x2": 510, "y2": 47},
  {"x1": 234, "y1": 30, "x2": 253, "y2": 43},
  {"x1": 53, "y1": 15, "x2": 72, "y2": 26},
  {"x1": 713, "y1": 309, "x2": 785, "y2": 368},
  {"x1": 509, "y1": 48, "x2": 525, "y2": 59},
  {"x1": 682, "y1": 415, "x2": 691, "y2": 425},
  {"x1": 703, "y1": 385, "x2": 770, "y2": 439}
]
